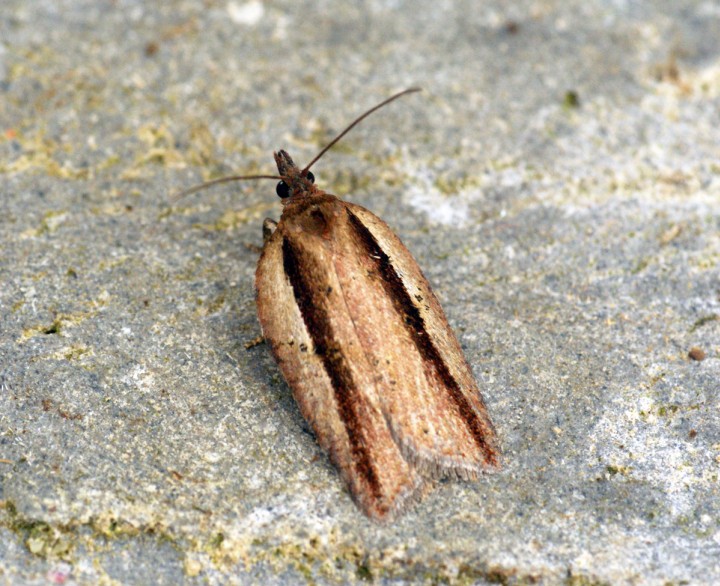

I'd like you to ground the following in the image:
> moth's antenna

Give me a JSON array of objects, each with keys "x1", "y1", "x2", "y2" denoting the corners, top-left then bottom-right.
[
  {"x1": 302, "y1": 87, "x2": 421, "y2": 173},
  {"x1": 171, "y1": 174, "x2": 282, "y2": 202},
  {"x1": 171, "y1": 87, "x2": 421, "y2": 201}
]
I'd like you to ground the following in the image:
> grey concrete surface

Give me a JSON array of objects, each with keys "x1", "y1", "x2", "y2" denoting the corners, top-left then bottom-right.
[{"x1": 1, "y1": 1, "x2": 719, "y2": 584}]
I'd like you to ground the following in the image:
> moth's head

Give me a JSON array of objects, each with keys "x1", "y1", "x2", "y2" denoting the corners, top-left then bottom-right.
[{"x1": 273, "y1": 149, "x2": 316, "y2": 200}]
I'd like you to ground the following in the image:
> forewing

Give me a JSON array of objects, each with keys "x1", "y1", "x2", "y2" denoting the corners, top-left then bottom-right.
[
  {"x1": 342, "y1": 203, "x2": 500, "y2": 478},
  {"x1": 255, "y1": 207, "x2": 423, "y2": 521}
]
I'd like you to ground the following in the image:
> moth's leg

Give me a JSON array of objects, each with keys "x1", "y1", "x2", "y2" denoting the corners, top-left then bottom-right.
[
  {"x1": 262, "y1": 218, "x2": 278, "y2": 244},
  {"x1": 244, "y1": 334, "x2": 265, "y2": 349}
]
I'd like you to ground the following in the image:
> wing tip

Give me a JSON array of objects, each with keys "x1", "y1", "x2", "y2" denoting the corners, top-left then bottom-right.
[
  {"x1": 394, "y1": 435, "x2": 502, "y2": 481},
  {"x1": 355, "y1": 447, "x2": 502, "y2": 523},
  {"x1": 357, "y1": 474, "x2": 428, "y2": 524}
]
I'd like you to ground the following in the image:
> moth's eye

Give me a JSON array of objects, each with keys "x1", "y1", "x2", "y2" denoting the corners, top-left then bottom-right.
[
  {"x1": 276, "y1": 181, "x2": 290, "y2": 199},
  {"x1": 306, "y1": 171, "x2": 315, "y2": 183}
]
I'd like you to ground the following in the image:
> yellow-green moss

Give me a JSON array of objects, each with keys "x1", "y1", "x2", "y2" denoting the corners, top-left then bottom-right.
[{"x1": 20, "y1": 311, "x2": 93, "y2": 342}]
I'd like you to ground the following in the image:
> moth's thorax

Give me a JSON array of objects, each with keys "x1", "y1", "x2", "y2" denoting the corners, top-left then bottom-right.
[{"x1": 282, "y1": 193, "x2": 342, "y2": 239}]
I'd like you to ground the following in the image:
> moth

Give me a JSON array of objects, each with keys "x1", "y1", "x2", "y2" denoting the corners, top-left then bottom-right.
[{"x1": 182, "y1": 89, "x2": 500, "y2": 521}]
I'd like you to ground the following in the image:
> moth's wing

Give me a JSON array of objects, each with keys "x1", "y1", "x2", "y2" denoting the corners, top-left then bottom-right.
[
  {"x1": 342, "y1": 203, "x2": 500, "y2": 478},
  {"x1": 255, "y1": 215, "x2": 424, "y2": 522}
]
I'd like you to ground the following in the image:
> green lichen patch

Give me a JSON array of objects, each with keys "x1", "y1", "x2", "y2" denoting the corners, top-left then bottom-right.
[
  {"x1": 689, "y1": 314, "x2": 719, "y2": 333},
  {"x1": 20, "y1": 210, "x2": 70, "y2": 238},
  {"x1": 321, "y1": 168, "x2": 373, "y2": 197},
  {"x1": 25, "y1": 523, "x2": 74, "y2": 559},
  {"x1": 208, "y1": 202, "x2": 276, "y2": 231},
  {"x1": 565, "y1": 575, "x2": 612, "y2": 586},
  {"x1": 119, "y1": 124, "x2": 187, "y2": 180},
  {"x1": 20, "y1": 312, "x2": 92, "y2": 342},
  {"x1": 562, "y1": 89, "x2": 581, "y2": 110},
  {"x1": 3, "y1": 501, "x2": 74, "y2": 560},
  {"x1": 48, "y1": 344, "x2": 93, "y2": 361},
  {"x1": 605, "y1": 464, "x2": 632, "y2": 477},
  {"x1": 0, "y1": 129, "x2": 89, "y2": 179},
  {"x1": 195, "y1": 292, "x2": 227, "y2": 316},
  {"x1": 433, "y1": 173, "x2": 483, "y2": 196}
]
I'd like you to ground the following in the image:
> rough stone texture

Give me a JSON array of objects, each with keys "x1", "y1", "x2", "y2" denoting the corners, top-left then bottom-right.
[{"x1": 1, "y1": 1, "x2": 719, "y2": 584}]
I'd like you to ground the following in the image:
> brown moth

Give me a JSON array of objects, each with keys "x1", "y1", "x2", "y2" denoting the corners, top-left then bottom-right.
[{"x1": 183, "y1": 89, "x2": 500, "y2": 522}]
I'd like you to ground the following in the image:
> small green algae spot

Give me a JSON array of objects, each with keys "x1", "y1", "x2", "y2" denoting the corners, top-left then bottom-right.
[
  {"x1": 563, "y1": 90, "x2": 581, "y2": 110},
  {"x1": 689, "y1": 314, "x2": 719, "y2": 333},
  {"x1": 21, "y1": 210, "x2": 69, "y2": 238},
  {"x1": 657, "y1": 405, "x2": 681, "y2": 417},
  {"x1": 433, "y1": 174, "x2": 483, "y2": 196},
  {"x1": 565, "y1": 575, "x2": 612, "y2": 586},
  {"x1": 55, "y1": 345, "x2": 92, "y2": 361},
  {"x1": 43, "y1": 319, "x2": 62, "y2": 334},
  {"x1": 0, "y1": 128, "x2": 89, "y2": 179},
  {"x1": 209, "y1": 532, "x2": 225, "y2": 549},
  {"x1": 210, "y1": 202, "x2": 274, "y2": 231},
  {"x1": 632, "y1": 257, "x2": 651, "y2": 274},
  {"x1": 21, "y1": 312, "x2": 93, "y2": 342},
  {"x1": 4, "y1": 503, "x2": 74, "y2": 560},
  {"x1": 195, "y1": 293, "x2": 226, "y2": 316},
  {"x1": 91, "y1": 513, "x2": 141, "y2": 539},
  {"x1": 25, "y1": 522, "x2": 74, "y2": 558},
  {"x1": 97, "y1": 153, "x2": 121, "y2": 170},
  {"x1": 356, "y1": 562, "x2": 374, "y2": 582},
  {"x1": 323, "y1": 169, "x2": 372, "y2": 196}
]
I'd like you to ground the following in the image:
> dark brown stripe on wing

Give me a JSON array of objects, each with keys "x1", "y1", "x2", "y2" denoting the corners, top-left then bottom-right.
[
  {"x1": 282, "y1": 236, "x2": 383, "y2": 499},
  {"x1": 346, "y1": 209, "x2": 498, "y2": 466}
]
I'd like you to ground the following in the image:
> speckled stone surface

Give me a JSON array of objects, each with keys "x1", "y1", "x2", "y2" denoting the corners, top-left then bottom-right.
[{"x1": 1, "y1": 1, "x2": 719, "y2": 584}]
